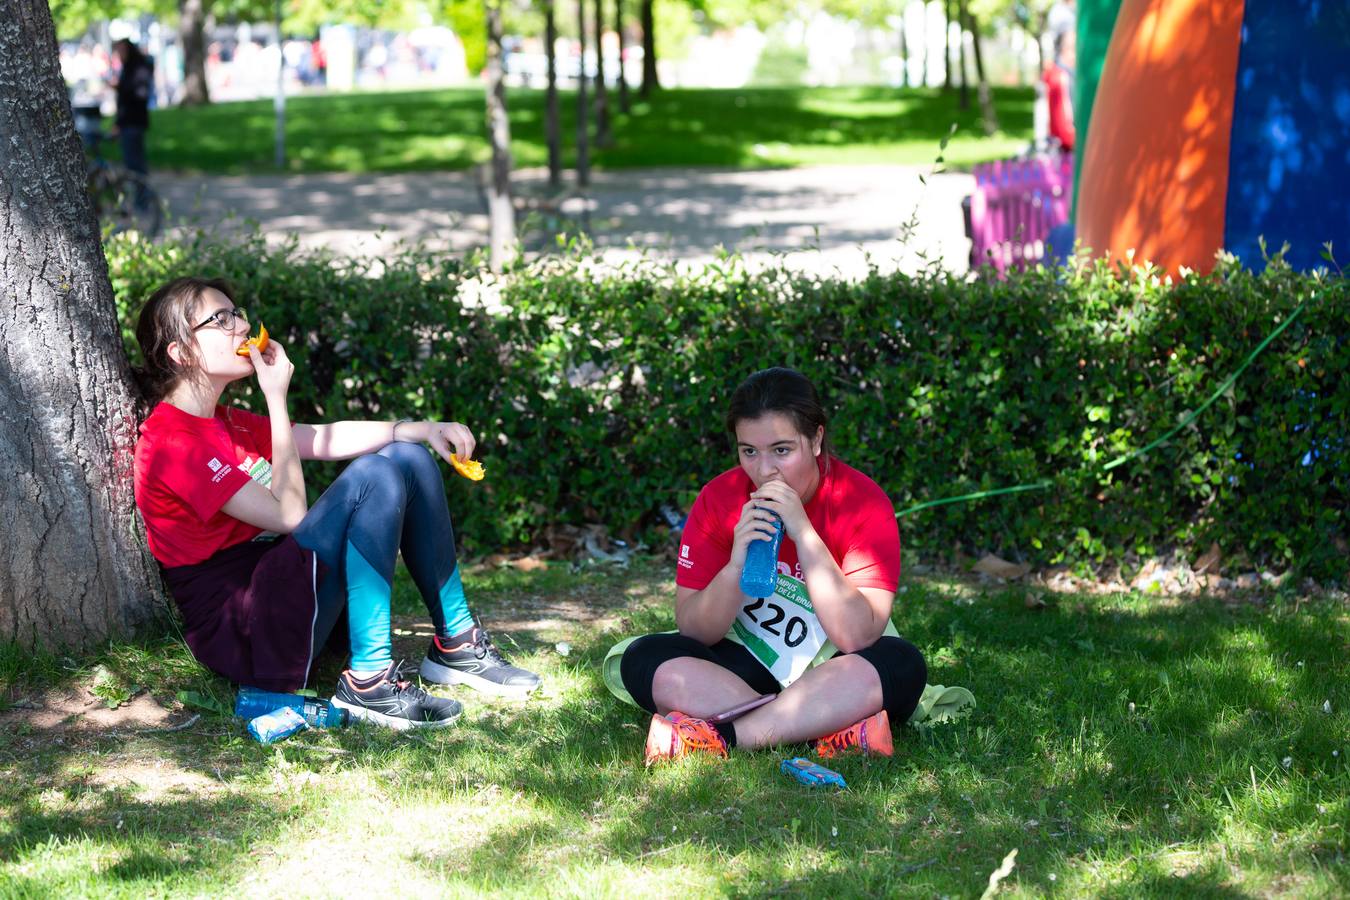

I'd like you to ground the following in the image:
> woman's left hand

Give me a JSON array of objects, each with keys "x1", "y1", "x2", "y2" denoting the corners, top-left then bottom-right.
[
  {"x1": 750, "y1": 478, "x2": 812, "y2": 541},
  {"x1": 425, "y1": 421, "x2": 477, "y2": 463}
]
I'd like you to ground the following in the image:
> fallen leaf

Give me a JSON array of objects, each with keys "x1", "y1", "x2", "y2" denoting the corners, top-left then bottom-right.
[
  {"x1": 980, "y1": 848, "x2": 1019, "y2": 900},
  {"x1": 1024, "y1": 592, "x2": 1047, "y2": 610},
  {"x1": 510, "y1": 556, "x2": 548, "y2": 572},
  {"x1": 973, "y1": 554, "x2": 1030, "y2": 580},
  {"x1": 1193, "y1": 542, "x2": 1221, "y2": 575}
]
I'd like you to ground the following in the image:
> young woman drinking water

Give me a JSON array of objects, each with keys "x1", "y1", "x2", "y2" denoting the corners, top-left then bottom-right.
[{"x1": 604, "y1": 367, "x2": 927, "y2": 761}]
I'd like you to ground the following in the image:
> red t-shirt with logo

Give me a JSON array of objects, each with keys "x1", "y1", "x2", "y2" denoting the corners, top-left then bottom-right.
[
  {"x1": 676, "y1": 457, "x2": 901, "y2": 592},
  {"x1": 134, "y1": 403, "x2": 276, "y2": 568}
]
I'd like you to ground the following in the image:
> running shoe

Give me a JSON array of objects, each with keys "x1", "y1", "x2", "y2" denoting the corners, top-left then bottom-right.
[
  {"x1": 813, "y1": 709, "x2": 893, "y2": 759},
  {"x1": 332, "y1": 661, "x2": 463, "y2": 731},
  {"x1": 644, "y1": 711, "x2": 729, "y2": 765},
  {"x1": 419, "y1": 626, "x2": 542, "y2": 699}
]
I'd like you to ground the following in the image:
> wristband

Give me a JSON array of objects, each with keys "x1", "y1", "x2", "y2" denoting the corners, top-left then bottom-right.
[{"x1": 391, "y1": 418, "x2": 412, "y2": 442}]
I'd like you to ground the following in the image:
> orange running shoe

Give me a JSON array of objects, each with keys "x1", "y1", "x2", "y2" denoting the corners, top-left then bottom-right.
[
  {"x1": 813, "y1": 710, "x2": 893, "y2": 759},
  {"x1": 644, "y1": 712, "x2": 729, "y2": 765}
]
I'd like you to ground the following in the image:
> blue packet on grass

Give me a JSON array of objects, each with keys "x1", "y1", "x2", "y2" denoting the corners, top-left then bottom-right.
[{"x1": 781, "y1": 757, "x2": 847, "y2": 789}]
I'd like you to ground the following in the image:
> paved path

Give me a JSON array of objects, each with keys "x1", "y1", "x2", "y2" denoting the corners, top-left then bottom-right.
[{"x1": 157, "y1": 165, "x2": 975, "y2": 278}]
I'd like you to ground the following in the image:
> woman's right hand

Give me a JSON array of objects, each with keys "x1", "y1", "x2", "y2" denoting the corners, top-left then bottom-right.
[
  {"x1": 729, "y1": 498, "x2": 780, "y2": 569},
  {"x1": 247, "y1": 339, "x2": 294, "y2": 401}
]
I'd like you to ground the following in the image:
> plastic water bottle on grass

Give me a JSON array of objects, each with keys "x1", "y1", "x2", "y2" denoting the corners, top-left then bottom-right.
[
  {"x1": 739, "y1": 514, "x2": 783, "y2": 598},
  {"x1": 235, "y1": 687, "x2": 349, "y2": 728}
]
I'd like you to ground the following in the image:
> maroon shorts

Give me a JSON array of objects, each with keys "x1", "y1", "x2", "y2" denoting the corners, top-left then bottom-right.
[{"x1": 162, "y1": 536, "x2": 326, "y2": 692}]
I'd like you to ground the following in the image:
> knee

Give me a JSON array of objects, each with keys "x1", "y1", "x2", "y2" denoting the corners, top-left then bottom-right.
[
  {"x1": 619, "y1": 633, "x2": 705, "y2": 713},
  {"x1": 853, "y1": 636, "x2": 928, "y2": 718},
  {"x1": 381, "y1": 439, "x2": 442, "y2": 482},
  {"x1": 344, "y1": 454, "x2": 407, "y2": 506}
]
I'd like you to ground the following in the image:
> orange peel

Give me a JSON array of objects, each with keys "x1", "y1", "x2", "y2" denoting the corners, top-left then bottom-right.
[
  {"x1": 449, "y1": 454, "x2": 486, "y2": 481},
  {"x1": 236, "y1": 323, "x2": 270, "y2": 357}
]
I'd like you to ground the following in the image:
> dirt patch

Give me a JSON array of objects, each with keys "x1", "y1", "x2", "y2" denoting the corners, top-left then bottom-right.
[
  {"x1": 0, "y1": 687, "x2": 189, "y2": 735},
  {"x1": 86, "y1": 756, "x2": 225, "y2": 802},
  {"x1": 388, "y1": 587, "x2": 660, "y2": 661}
]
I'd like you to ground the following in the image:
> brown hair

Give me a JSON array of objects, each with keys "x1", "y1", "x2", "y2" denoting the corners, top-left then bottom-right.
[
  {"x1": 725, "y1": 367, "x2": 835, "y2": 461},
  {"x1": 133, "y1": 276, "x2": 236, "y2": 406}
]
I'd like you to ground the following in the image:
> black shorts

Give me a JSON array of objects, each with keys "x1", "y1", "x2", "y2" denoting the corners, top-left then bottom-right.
[{"x1": 618, "y1": 631, "x2": 927, "y2": 723}]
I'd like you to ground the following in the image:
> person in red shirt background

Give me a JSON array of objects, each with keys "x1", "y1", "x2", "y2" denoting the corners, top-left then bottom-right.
[
  {"x1": 1044, "y1": 28, "x2": 1076, "y2": 152},
  {"x1": 133, "y1": 276, "x2": 539, "y2": 731},
  {"x1": 603, "y1": 368, "x2": 927, "y2": 762}
]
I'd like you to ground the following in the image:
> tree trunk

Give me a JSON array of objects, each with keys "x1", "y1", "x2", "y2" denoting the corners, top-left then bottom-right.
[
  {"x1": 615, "y1": 0, "x2": 630, "y2": 113},
  {"x1": 898, "y1": 7, "x2": 908, "y2": 88},
  {"x1": 592, "y1": 0, "x2": 612, "y2": 147},
  {"x1": 178, "y1": 0, "x2": 211, "y2": 106},
  {"x1": 0, "y1": 0, "x2": 166, "y2": 649},
  {"x1": 544, "y1": 0, "x2": 561, "y2": 189},
  {"x1": 575, "y1": 0, "x2": 591, "y2": 187},
  {"x1": 966, "y1": 8, "x2": 998, "y2": 135},
  {"x1": 943, "y1": 0, "x2": 952, "y2": 91},
  {"x1": 957, "y1": 0, "x2": 969, "y2": 109},
  {"x1": 921, "y1": 1, "x2": 929, "y2": 87},
  {"x1": 484, "y1": 0, "x2": 515, "y2": 270},
  {"x1": 639, "y1": 0, "x2": 657, "y2": 97}
]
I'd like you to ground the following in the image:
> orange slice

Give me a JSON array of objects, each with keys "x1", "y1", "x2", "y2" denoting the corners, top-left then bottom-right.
[
  {"x1": 449, "y1": 454, "x2": 486, "y2": 481},
  {"x1": 236, "y1": 323, "x2": 270, "y2": 357}
]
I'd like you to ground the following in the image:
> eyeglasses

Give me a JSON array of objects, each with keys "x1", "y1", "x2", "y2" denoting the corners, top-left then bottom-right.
[{"x1": 192, "y1": 307, "x2": 248, "y2": 332}]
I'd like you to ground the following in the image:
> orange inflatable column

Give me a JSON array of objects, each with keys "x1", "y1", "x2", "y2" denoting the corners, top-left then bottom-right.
[{"x1": 1076, "y1": 0, "x2": 1244, "y2": 275}]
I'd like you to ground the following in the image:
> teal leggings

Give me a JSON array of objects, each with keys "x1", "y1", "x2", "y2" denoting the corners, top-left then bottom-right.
[{"x1": 293, "y1": 441, "x2": 473, "y2": 672}]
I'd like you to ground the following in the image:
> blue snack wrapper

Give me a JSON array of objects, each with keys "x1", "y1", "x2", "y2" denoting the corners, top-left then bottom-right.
[
  {"x1": 781, "y1": 757, "x2": 847, "y2": 789},
  {"x1": 247, "y1": 705, "x2": 308, "y2": 744}
]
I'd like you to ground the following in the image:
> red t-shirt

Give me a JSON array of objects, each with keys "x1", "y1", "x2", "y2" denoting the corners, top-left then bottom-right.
[
  {"x1": 134, "y1": 403, "x2": 276, "y2": 567},
  {"x1": 1044, "y1": 63, "x2": 1075, "y2": 151},
  {"x1": 676, "y1": 457, "x2": 901, "y2": 593}
]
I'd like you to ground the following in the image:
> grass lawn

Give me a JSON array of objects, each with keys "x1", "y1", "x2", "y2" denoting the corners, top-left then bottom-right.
[
  {"x1": 1, "y1": 558, "x2": 1345, "y2": 897},
  {"x1": 146, "y1": 85, "x2": 1034, "y2": 176}
]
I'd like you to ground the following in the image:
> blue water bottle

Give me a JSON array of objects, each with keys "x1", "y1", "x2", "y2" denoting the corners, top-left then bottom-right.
[
  {"x1": 739, "y1": 514, "x2": 783, "y2": 598},
  {"x1": 235, "y1": 687, "x2": 349, "y2": 729}
]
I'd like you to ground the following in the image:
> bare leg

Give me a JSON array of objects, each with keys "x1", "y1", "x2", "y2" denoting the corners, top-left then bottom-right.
[
  {"x1": 732, "y1": 654, "x2": 883, "y2": 750},
  {"x1": 650, "y1": 657, "x2": 763, "y2": 718}
]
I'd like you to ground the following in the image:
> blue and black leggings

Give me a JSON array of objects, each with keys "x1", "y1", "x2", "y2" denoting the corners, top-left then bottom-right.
[{"x1": 293, "y1": 440, "x2": 473, "y2": 673}]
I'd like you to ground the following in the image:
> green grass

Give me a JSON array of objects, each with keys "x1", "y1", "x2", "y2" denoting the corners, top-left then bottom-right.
[
  {"x1": 2, "y1": 558, "x2": 1346, "y2": 897},
  {"x1": 145, "y1": 85, "x2": 1034, "y2": 175}
]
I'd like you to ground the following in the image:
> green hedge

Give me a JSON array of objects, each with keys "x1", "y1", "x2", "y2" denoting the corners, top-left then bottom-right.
[{"x1": 108, "y1": 232, "x2": 1349, "y2": 581}]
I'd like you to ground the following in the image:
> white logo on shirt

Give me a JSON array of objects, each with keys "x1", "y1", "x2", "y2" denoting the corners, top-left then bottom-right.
[
  {"x1": 207, "y1": 458, "x2": 223, "y2": 472},
  {"x1": 678, "y1": 543, "x2": 693, "y2": 569},
  {"x1": 681, "y1": 544, "x2": 690, "y2": 558}
]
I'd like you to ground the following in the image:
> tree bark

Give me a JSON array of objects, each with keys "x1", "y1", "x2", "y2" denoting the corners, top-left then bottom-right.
[
  {"x1": 177, "y1": 0, "x2": 211, "y2": 106},
  {"x1": 544, "y1": 0, "x2": 562, "y2": 189},
  {"x1": 484, "y1": 0, "x2": 515, "y2": 270},
  {"x1": 592, "y1": 0, "x2": 612, "y2": 147},
  {"x1": 898, "y1": 8, "x2": 908, "y2": 88},
  {"x1": 966, "y1": 8, "x2": 998, "y2": 135},
  {"x1": 639, "y1": 0, "x2": 657, "y2": 97},
  {"x1": 0, "y1": 0, "x2": 167, "y2": 649},
  {"x1": 943, "y1": 0, "x2": 952, "y2": 91},
  {"x1": 957, "y1": 0, "x2": 969, "y2": 109},
  {"x1": 921, "y1": 0, "x2": 929, "y2": 87},
  {"x1": 575, "y1": 0, "x2": 591, "y2": 187},
  {"x1": 615, "y1": 0, "x2": 630, "y2": 113}
]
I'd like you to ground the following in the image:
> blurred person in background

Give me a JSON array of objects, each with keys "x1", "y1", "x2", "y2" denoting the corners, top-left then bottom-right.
[
  {"x1": 1043, "y1": 27, "x2": 1075, "y2": 152},
  {"x1": 111, "y1": 38, "x2": 155, "y2": 178}
]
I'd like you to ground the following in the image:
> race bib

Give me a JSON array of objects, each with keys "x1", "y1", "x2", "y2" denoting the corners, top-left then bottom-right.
[{"x1": 731, "y1": 573, "x2": 827, "y2": 687}]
